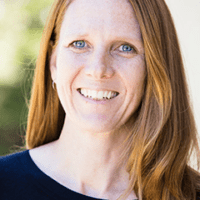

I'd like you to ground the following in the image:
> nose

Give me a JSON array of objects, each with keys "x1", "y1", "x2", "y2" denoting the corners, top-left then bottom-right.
[{"x1": 84, "y1": 50, "x2": 115, "y2": 79}]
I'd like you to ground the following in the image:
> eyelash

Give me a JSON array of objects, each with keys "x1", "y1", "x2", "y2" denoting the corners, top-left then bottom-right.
[
  {"x1": 70, "y1": 40, "x2": 137, "y2": 54},
  {"x1": 118, "y1": 44, "x2": 136, "y2": 54},
  {"x1": 71, "y1": 40, "x2": 87, "y2": 49}
]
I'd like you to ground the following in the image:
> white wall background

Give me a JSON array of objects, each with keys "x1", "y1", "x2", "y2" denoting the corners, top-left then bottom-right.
[{"x1": 165, "y1": 0, "x2": 200, "y2": 138}]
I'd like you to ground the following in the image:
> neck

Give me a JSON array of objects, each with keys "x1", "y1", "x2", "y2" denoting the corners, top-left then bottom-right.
[{"x1": 53, "y1": 117, "x2": 130, "y2": 196}]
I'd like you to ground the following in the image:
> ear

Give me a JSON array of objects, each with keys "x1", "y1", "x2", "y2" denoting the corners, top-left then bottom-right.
[{"x1": 49, "y1": 41, "x2": 58, "y2": 83}]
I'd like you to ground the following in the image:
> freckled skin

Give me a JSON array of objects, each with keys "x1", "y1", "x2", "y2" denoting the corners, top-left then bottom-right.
[
  {"x1": 46, "y1": 0, "x2": 145, "y2": 198},
  {"x1": 50, "y1": 0, "x2": 146, "y2": 133}
]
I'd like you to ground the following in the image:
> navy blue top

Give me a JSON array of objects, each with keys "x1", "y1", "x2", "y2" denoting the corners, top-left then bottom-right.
[
  {"x1": 0, "y1": 150, "x2": 107, "y2": 200},
  {"x1": 0, "y1": 150, "x2": 200, "y2": 200}
]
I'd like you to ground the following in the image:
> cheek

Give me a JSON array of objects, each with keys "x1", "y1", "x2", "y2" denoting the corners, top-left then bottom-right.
[
  {"x1": 118, "y1": 56, "x2": 146, "y2": 94},
  {"x1": 56, "y1": 50, "x2": 83, "y2": 85},
  {"x1": 57, "y1": 50, "x2": 82, "y2": 71}
]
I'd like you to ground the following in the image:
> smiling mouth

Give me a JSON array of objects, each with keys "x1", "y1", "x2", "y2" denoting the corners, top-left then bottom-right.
[{"x1": 77, "y1": 88, "x2": 119, "y2": 101}]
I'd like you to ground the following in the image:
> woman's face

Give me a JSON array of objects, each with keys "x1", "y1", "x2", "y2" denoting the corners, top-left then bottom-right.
[{"x1": 50, "y1": 0, "x2": 146, "y2": 133}]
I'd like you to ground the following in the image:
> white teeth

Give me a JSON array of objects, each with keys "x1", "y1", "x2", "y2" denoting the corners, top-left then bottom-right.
[
  {"x1": 88, "y1": 90, "x2": 92, "y2": 98},
  {"x1": 79, "y1": 89, "x2": 118, "y2": 100},
  {"x1": 97, "y1": 91, "x2": 104, "y2": 99},
  {"x1": 92, "y1": 90, "x2": 97, "y2": 98},
  {"x1": 103, "y1": 91, "x2": 108, "y2": 98},
  {"x1": 107, "y1": 91, "x2": 111, "y2": 99},
  {"x1": 81, "y1": 89, "x2": 87, "y2": 97}
]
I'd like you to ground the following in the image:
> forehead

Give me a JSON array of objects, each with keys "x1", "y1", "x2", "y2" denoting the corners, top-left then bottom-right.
[{"x1": 59, "y1": 0, "x2": 142, "y2": 42}]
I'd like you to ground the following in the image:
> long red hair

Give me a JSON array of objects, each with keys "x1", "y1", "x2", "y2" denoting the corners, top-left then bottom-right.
[{"x1": 25, "y1": 0, "x2": 200, "y2": 199}]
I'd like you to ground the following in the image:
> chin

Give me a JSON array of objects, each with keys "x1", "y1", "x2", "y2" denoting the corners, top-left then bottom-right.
[{"x1": 77, "y1": 119, "x2": 117, "y2": 134}]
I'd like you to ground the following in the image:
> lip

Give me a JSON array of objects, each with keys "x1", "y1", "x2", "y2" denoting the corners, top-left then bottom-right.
[{"x1": 77, "y1": 89, "x2": 119, "y2": 104}]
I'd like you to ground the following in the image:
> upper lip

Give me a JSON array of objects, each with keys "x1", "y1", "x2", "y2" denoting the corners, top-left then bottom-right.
[{"x1": 77, "y1": 88, "x2": 119, "y2": 94}]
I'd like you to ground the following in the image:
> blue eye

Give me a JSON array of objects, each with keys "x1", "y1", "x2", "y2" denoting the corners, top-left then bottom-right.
[
  {"x1": 121, "y1": 44, "x2": 133, "y2": 52},
  {"x1": 73, "y1": 40, "x2": 86, "y2": 48}
]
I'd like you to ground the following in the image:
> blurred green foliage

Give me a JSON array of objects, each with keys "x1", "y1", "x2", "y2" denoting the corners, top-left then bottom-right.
[{"x1": 0, "y1": 0, "x2": 54, "y2": 156}]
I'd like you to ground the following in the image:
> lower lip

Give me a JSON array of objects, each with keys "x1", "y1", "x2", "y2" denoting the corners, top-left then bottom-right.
[{"x1": 77, "y1": 90, "x2": 119, "y2": 105}]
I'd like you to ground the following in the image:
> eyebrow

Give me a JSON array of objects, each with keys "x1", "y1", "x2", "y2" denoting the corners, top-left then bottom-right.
[
  {"x1": 65, "y1": 31, "x2": 142, "y2": 41},
  {"x1": 63, "y1": 32, "x2": 89, "y2": 39}
]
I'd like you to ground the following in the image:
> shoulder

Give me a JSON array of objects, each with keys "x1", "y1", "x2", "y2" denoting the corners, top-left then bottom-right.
[
  {"x1": 0, "y1": 150, "x2": 27, "y2": 162},
  {"x1": 0, "y1": 150, "x2": 34, "y2": 197},
  {"x1": 0, "y1": 150, "x2": 31, "y2": 187},
  {"x1": 0, "y1": 150, "x2": 29, "y2": 175},
  {"x1": 197, "y1": 193, "x2": 200, "y2": 200},
  {"x1": 0, "y1": 150, "x2": 58, "y2": 200},
  {"x1": 197, "y1": 191, "x2": 200, "y2": 199}
]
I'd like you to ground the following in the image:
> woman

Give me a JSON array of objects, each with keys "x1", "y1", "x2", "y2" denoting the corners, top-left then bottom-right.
[{"x1": 1, "y1": 0, "x2": 200, "y2": 199}]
